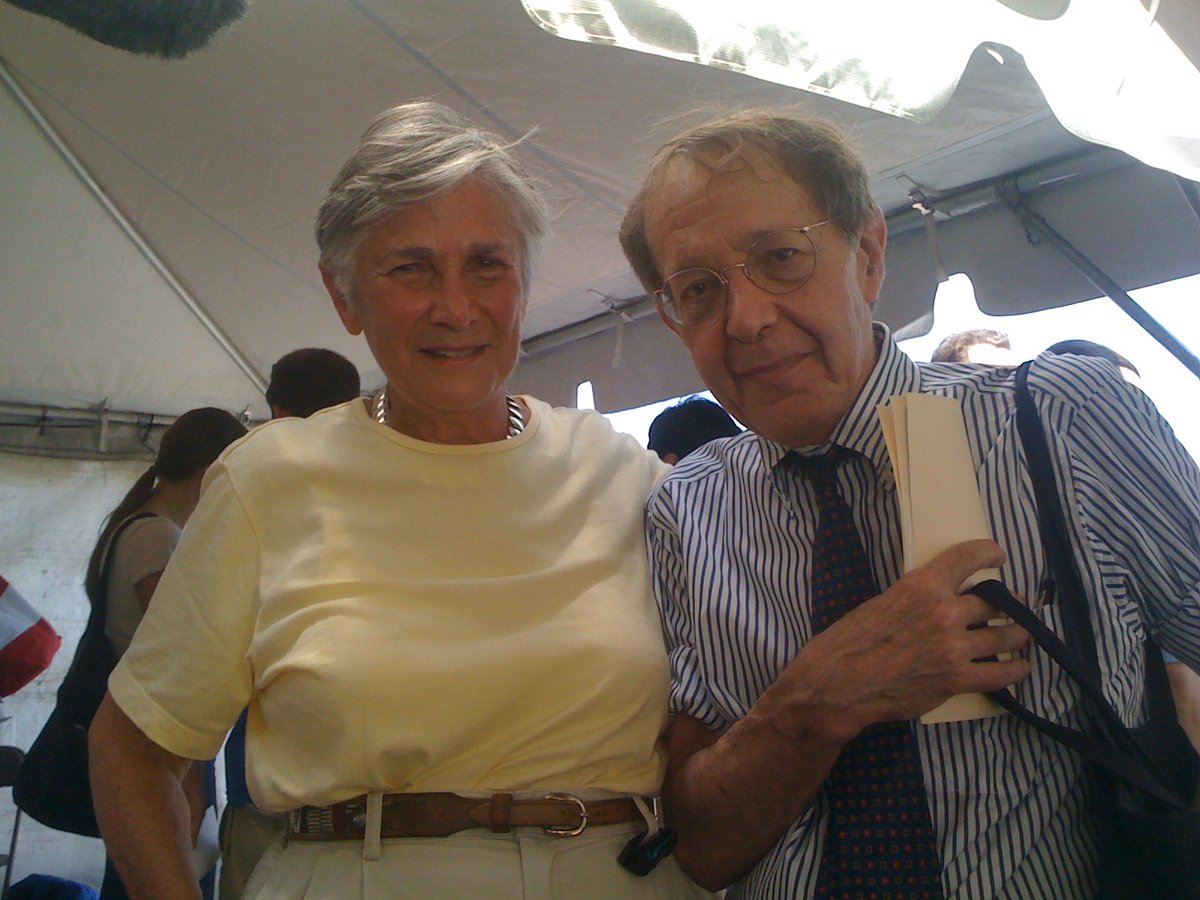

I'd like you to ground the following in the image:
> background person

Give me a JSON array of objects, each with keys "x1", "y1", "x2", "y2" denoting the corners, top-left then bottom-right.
[
  {"x1": 647, "y1": 396, "x2": 741, "y2": 464},
  {"x1": 263, "y1": 347, "x2": 362, "y2": 418},
  {"x1": 89, "y1": 101, "x2": 707, "y2": 899},
  {"x1": 930, "y1": 327, "x2": 1016, "y2": 364},
  {"x1": 618, "y1": 107, "x2": 1200, "y2": 896},
  {"x1": 88, "y1": 408, "x2": 246, "y2": 899},
  {"x1": 1045, "y1": 337, "x2": 1141, "y2": 383},
  {"x1": 218, "y1": 348, "x2": 361, "y2": 900}
]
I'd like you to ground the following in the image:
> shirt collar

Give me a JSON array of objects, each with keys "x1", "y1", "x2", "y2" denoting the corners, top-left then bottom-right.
[{"x1": 756, "y1": 323, "x2": 919, "y2": 488}]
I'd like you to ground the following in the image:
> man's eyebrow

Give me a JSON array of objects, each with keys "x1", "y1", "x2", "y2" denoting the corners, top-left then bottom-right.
[{"x1": 745, "y1": 225, "x2": 803, "y2": 244}]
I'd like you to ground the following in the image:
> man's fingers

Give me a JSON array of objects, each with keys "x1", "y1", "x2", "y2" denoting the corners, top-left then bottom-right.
[
  {"x1": 966, "y1": 621, "x2": 1030, "y2": 659},
  {"x1": 957, "y1": 593, "x2": 1012, "y2": 627},
  {"x1": 963, "y1": 656, "x2": 1032, "y2": 694},
  {"x1": 920, "y1": 540, "x2": 1006, "y2": 589}
]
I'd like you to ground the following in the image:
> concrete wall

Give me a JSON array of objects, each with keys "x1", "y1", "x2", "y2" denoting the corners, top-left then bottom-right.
[{"x1": 0, "y1": 451, "x2": 146, "y2": 888}]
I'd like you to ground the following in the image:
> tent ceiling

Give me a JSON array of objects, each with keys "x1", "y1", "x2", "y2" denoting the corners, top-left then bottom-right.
[{"x1": 1, "y1": 0, "x2": 1198, "y2": 424}]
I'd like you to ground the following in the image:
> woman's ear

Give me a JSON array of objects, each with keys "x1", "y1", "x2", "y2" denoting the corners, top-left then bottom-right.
[{"x1": 321, "y1": 265, "x2": 363, "y2": 336}]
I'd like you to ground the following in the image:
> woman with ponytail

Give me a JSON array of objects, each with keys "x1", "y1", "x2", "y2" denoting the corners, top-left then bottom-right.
[
  {"x1": 87, "y1": 408, "x2": 246, "y2": 656},
  {"x1": 89, "y1": 407, "x2": 246, "y2": 900}
]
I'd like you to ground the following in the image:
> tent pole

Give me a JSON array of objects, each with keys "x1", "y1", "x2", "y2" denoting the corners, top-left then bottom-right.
[
  {"x1": 0, "y1": 59, "x2": 268, "y2": 393},
  {"x1": 1006, "y1": 198, "x2": 1200, "y2": 381}
]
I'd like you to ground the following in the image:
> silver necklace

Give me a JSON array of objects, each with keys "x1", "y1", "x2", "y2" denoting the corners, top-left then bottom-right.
[{"x1": 371, "y1": 388, "x2": 525, "y2": 439}]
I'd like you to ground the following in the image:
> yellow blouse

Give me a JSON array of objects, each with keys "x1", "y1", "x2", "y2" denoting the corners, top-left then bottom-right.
[{"x1": 110, "y1": 397, "x2": 671, "y2": 811}]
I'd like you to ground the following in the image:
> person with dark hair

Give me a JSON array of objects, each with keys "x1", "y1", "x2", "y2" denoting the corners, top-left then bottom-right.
[
  {"x1": 263, "y1": 347, "x2": 361, "y2": 419},
  {"x1": 90, "y1": 408, "x2": 247, "y2": 657},
  {"x1": 1045, "y1": 338, "x2": 1141, "y2": 380},
  {"x1": 619, "y1": 106, "x2": 1200, "y2": 896},
  {"x1": 218, "y1": 349, "x2": 363, "y2": 900},
  {"x1": 647, "y1": 397, "x2": 741, "y2": 464},
  {"x1": 90, "y1": 102, "x2": 707, "y2": 899},
  {"x1": 930, "y1": 328, "x2": 1016, "y2": 364},
  {"x1": 87, "y1": 407, "x2": 246, "y2": 899}
]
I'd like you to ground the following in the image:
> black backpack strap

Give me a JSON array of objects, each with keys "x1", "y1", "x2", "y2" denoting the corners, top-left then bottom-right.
[
  {"x1": 1013, "y1": 362, "x2": 1100, "y2": 673},
  {"x1": 57, "y1": 511, "x2": 161, "y2": 716},
  {"x1": 85, "y1": 511, "x2": 159, "y2": 632},
  {"x1": 974, "y1": 579, "x2": 1181, "y2": 808},
  {"x1": 984, "y1": 362, "x2": 1187, "y2": 810},
  {"x1": 1015, "y1": 360, "x2": 1179, "y2": 729}
]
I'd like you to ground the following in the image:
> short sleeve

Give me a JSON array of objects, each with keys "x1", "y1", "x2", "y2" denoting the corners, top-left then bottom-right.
[
  {"x1": 645, "y1": 483, "x2": 729, "y2": 732},
  {"x1": 1076, "y1": 392, "x2": 1200, "y2": 666},
  {"x1": 1035, "y1": 354, "x2": 1200, "y2": 669},
  {"x1": 109, "y1": 461, "x2": 260, "y2": 760},
  {"x1": 115, "y1": 516, "x2": 180, "y2": 586}
]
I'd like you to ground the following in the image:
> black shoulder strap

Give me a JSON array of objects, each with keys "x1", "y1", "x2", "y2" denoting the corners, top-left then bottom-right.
[
  {"x1": 1015, "y1": 361, "x2": 1177, "y2": 724},
  {"x1": 1013, "y1": 362, "x2": 1100, "y2": 674},
  {"x1": 86, "y1": 511, "x2": 159, "y2": 628},
  {"x1": 977, "y1": 579, "x2": 1180, "y2": 807},
  {"x1": 982, "y1": 362, "x2": 1186, "y2": 809}
]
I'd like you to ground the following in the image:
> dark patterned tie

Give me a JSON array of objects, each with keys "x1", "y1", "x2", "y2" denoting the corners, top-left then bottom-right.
[{"x1": 789, "y1": 449, "x2": 944, "y2": 900}]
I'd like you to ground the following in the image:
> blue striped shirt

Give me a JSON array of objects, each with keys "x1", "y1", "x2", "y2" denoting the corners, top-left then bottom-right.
[{"x1": 646, "y1": 325, "x2": 1200, "y2": 898}]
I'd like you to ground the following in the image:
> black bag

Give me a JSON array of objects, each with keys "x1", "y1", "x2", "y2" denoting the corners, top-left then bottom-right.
[
  {"x1": 14, "y1": 513, "x2": 156, "y2": 837},
  {"x1": 974, "y1": 362, "x2": 1200, "y2": 899}
]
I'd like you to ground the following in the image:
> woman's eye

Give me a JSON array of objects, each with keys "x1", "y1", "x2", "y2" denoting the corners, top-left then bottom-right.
[{"x1": 471, "y1": 257, "x2": 512, "y2": 278}]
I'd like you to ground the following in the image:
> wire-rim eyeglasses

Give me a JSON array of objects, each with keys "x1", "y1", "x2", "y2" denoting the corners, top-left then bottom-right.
[{"x1": 655, "y1": 221, "x2": 832, "y2": 331}]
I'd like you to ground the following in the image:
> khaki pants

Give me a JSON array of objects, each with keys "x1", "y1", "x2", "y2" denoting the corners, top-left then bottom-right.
[
  {"x1": 218, "y1": 804, "x2": 289, "y2": 899},
  {"x1": 244, "y1": 819, "x2": 713, "y2": 899}
]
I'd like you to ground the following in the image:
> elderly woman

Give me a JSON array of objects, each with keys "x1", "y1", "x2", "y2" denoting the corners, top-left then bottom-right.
[{"x1": 89, "y1": 102, "x2": 708, "y2": 899}]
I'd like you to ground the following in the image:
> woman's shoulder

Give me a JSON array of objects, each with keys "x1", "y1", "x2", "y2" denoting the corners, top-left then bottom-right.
[
  {"x1": 113, "y1": 514, "x2": 180, "y2": 565},
  {"x1": 222, "y1": 400, "x2": 366, "y2": 463},
  {"x1": 525, "y1": 396, "x2": 668, "y2": 480},
  {"x1": 527, "y1": 397, "x2": 634, "y2": 447},
  {"x1": 119, "y1": 513, "x2": 179, "y2": 542}
]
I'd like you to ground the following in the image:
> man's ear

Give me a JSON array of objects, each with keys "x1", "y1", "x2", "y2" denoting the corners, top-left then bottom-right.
[
  {"x1": 321, "y1": 265, "x2": 362, "y2": 336},
  {"x1": 857, "y1": 208, "x2": 888, "y2": 306}
]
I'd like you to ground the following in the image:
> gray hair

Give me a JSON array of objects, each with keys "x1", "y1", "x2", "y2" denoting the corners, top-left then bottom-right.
[
  {"x1": 620, "y1": 108, "x2": 876, "y2": 294},
  {"x1": 316, "y1": 101, "x2": 550, "y2": 299}
]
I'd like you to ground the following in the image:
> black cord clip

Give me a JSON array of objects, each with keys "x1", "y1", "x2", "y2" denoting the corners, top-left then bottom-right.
[{"x1": 617, "y1": 827, "x2": 678, "y2": 876}]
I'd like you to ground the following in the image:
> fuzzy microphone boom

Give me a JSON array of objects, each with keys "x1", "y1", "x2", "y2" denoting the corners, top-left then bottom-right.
[{"x1": 4, "y1": 0, "x2": 249, "y2": 59}]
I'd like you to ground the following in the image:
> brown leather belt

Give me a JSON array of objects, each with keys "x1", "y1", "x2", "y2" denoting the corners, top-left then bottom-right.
[{"x1": 289, "y1": 792, "x2": 644, "y2": 840}]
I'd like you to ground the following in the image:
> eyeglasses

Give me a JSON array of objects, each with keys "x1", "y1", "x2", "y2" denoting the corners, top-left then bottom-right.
[{"x1": 655, "y1": 221, "x2": 832, "y2": 331}]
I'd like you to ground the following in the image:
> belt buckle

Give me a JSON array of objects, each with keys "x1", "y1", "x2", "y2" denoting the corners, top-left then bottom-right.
[{"x1": 542, "y1": 793, "x2": 587, "y2": 836}]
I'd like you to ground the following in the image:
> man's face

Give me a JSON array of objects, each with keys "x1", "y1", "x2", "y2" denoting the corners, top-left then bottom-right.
[
  {"x1": 322, "y1": 178, "x2": 526, "y2": 431},
  {"x1": 644, "y1": 151, "x2": 886, "y2": 447}
]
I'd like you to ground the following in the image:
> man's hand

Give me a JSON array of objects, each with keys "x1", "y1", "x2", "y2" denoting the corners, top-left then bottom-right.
[
  {"x1": 782, "y1": 539, "x2": 1031, "y2": 743},
  {"x1": 662, "y1": 539, "x2": 1031, "y2": 889}
]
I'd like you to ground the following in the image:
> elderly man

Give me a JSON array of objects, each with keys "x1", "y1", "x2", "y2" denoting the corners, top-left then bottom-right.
[{"x1": 619, "y1": 109, "x2": 1200, "y2": 897}]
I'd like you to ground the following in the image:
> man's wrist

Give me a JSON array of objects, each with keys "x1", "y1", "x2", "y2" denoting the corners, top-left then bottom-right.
[{"x1": 749, "y1": 651, "x2": 861, "y2": 752}]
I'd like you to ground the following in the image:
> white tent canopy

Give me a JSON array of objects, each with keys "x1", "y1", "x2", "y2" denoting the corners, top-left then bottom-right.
[{"x1": 2, "y1": 0, "x2": 1198, "y2": 450}]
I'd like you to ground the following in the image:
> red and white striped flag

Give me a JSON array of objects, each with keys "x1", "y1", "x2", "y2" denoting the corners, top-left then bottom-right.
[{"x1": 0, "y1": 576, "x2": 62, "y2": 696}]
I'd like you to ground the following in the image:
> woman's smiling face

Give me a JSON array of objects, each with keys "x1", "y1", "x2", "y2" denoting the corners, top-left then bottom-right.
[{"x1": 324, "y1": 178, "x2": 527, "y2": 442}]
